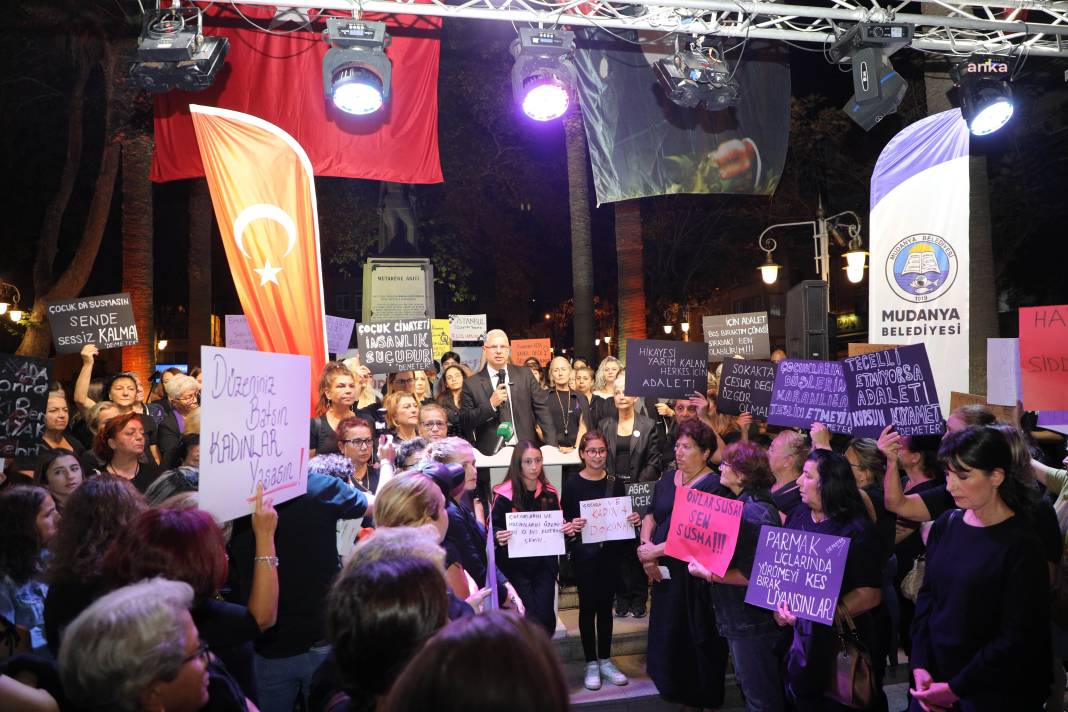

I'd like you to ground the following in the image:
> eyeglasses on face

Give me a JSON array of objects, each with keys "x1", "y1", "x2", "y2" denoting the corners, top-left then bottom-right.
[
  {"x1": 584, "y1": 448, "x2": 608, "y2": 456},
  {"x1": 421, "y1": 420, "x2": 447, "y2": 429},
  {"x1": 342, "y1": 437, "x2": 374, "y2": 447},
  {"x1": 393, "y1": 377, "x2": 414, "y2": 385},
  {"x1": 183, "y1": 641, "x2": 211, "y2": 665}
]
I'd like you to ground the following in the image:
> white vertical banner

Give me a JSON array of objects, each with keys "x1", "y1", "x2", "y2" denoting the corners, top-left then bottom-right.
[{"x1": 868, "y1": 109, "x2": 971, "y2": 409}]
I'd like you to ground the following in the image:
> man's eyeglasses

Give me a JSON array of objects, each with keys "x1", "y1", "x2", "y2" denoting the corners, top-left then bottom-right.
[
  {"x1": 342, "y1": 437, "x2": 374, "y2": 448},
  {"x1": 421, "y1": 420, "x2": 447, "y2": 430}
]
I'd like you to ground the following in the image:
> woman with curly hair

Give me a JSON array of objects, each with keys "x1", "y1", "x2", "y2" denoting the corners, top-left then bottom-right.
[
  {"x1": 311, "y1": 362, "x2": 358, "y2": 458},
  {"x1": 43, "y1": 475, "x2": 145, "y2": 655},
  {"x1": 0, "y1": 486, "x2": 58, "y2": 654}
]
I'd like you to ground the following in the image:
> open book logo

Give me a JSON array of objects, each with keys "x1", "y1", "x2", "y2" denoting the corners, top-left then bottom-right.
[{"x1": 884, "y1": 234, "x2": 958, "y2": 303}]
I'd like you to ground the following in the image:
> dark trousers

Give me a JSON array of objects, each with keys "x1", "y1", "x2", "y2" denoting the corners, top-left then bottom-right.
[
  {"x1": 615, "y1": 540, "x2": 648, "y2": 613},
  {"x1": 507, "y1": 566, "x2": 558, "y2": 636},
  {"x1": 574, "y1": 551, "x2": 619, "y2": 662}
]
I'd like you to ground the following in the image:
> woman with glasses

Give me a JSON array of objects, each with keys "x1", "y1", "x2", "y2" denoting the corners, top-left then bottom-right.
[
  {"x1": 562, "y1": 430, "x2": 639, "y2": 691},
  {"x1": 491, "y1": 440, "x2": 566, "y2": 635},
  {"x1": 638, "y1": 419, "x2": 730, "y2": 710},
  {"x1": 159, "y1": 374, "x2": 201, "y2": 470},
  {"x1": 337, "y1": 416, "x2": 381, "y2": 496},
  {"x1": 310, "y1": 362, "x2": 358, "y2": 458}
]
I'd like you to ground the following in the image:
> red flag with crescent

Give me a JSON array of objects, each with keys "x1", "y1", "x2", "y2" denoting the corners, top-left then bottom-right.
[{"x1": 190, "y1": 105, "x2": 327, "y2": 413}]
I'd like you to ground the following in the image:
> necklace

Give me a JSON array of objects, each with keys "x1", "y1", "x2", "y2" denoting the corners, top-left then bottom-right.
[
  {"x1": 554, "y1": 388, "x2": 571, "y2": 437},
  {"x1": 107, "y1": 460, "x2": 140, "y2": 480},
  {"x1": 680, "y1": 467, "x2": 710, "y2": 487}
]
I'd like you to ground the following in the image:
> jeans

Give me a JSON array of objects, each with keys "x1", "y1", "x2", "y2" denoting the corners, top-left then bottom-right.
[
  {"x1": 727, "y1": 630, "x2": 787, "y2": 712},
  {"x1": 255, "y1": 645, "x2": 330, "y2": 712}
]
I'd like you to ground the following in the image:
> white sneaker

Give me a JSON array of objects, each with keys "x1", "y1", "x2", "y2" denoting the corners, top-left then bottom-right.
[
  {"x1": 598, "y1": 658, "x2": 629, "y2": 686},
  {"x1": 584, "y1": 661, "x2": 602, "y2": 690}
]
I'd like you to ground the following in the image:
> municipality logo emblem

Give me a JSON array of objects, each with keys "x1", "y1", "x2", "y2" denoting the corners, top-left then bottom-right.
[{"x1": 885, "y1": 234, "x2": 958, "y2": 303}]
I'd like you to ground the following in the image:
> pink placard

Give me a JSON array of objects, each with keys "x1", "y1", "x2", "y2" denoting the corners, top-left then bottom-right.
[{"x1": 664, "y1": 487, "x2": 744, "y2": 577}]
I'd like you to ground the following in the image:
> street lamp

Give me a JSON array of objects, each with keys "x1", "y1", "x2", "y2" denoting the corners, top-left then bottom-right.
[
  {"x1": 663, "y1": 324, "x2": 673, "y2": 335},
  {"x1": 755, "y1": 204, "x2": 865, "y2": 287},
  {"x1": 0, "y1": 279, "x2": 21, "y2": 319},
  {"x1": 680, "y1": 322, "x2": 690, "y2": 339}
]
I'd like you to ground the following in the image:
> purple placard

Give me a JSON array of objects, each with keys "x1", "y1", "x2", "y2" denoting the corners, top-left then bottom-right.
[
  {"x1": 768, "y1": 359, "x2": 852, "y2": 434},
  {"x1": 841, "y1": 343, "x2": 945, "y2": 439},
  {"x1": 744, "y1": 525, "x2": 851, "y2": 626},
  {"x1": 1038, "y1": 411, "x2": 1068, "y2": 436}
]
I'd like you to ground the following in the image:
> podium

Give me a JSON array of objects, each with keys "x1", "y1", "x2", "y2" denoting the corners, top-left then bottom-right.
[{"x1": 475, "y1": 445, "x2": 581, "y2": 494}]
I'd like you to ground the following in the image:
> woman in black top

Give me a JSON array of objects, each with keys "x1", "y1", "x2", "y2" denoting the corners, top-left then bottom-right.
[
  {"x1": 492, "y1": 441, "x2": 564, "y2": 635},
  {"x1": 774, "y1": 449, "x2": 884, "y2": 711},
  {"x1": 546, "y1": 356, "x2": 589, "y2": 451},
  {"x1": 310, "y1": 362, "x2": 358, "y2": 457},
  {"x1": 73, "y1": 344, "x2": 161, "y2": 461},
  {"x1": 598, "y1": 371, "x2": 662, "y2": 618},
  {"x1": 39, "y1": 391, "x2": 86, "y2": 456},
  {"x1": 93, "y1": 411, "x2": 161, "y2": 492},
  {"x1": 910, "y1": 426, "x2": 1051, "y2": 710},
  {"x1": 562, "y1": 430, "x2": 639, "y2": 691},
  {"x1": 638, "y1": 419, "x2": 730, "y2": 709},
  {"x1": 436, "y1": 365, "x2": 469, "y2": 440}
]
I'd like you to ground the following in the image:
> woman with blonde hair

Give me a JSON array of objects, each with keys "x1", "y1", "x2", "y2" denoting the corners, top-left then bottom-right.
[{"x1": 383, "y1": 391, "x2": 420, "y2": 443}]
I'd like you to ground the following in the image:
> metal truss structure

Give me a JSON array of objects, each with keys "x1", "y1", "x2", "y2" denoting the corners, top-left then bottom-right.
[{"x1": 220, "y1": 0, "x2": 1068, "y2": 58}]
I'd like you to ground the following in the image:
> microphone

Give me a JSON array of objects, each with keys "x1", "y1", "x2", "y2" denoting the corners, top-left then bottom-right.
[
  {"x1": 420, "y1": 461, "x2": 466, "y2": 497},
  {"x1": 493, "y1": 421, "x2": 515, "y2": 455}
]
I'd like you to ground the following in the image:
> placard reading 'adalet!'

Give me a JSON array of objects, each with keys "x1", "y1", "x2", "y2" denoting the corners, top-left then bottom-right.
[
  {"x1": 842, "y1": 343, "x2": 945, "y2": 439},
  {"x1": 0, "y1": 355, "x2": 51, "y2": 459},
  {"x1": 716, "y1": 359, "x2": 776, "y2": 419},
  {"x1": 744, "y1": 525, "x2": 851, "y2": 626},
  {"x1": 664, "y1": 488, "x2": 743, "y2": 578},
  {"x1": 46, "y1": 293, "x2": 138, "y2": 354},
  {"x1": 506, "y1": 510, "x2": 566, "y2": 558},
  {"x1": 199, "y1": 346, "x2": 310, "y2": 523},
  {"x1": 625, "y1": 339, "x2": 708, "y2": 398},
  {"x1": 703, "y1": 311, "x2": 771, "y2": 362},
  {"x1": 768, "y1": 359, "x2": 852, "y2": 434},
  {"x1": 357, "y1": 319, "x2": 434, "y2": 374}
]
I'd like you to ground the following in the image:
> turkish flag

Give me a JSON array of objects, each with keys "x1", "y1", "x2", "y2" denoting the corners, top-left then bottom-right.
[{"x1": 190, "y1": 105, "x2": 327, "y2": 413}]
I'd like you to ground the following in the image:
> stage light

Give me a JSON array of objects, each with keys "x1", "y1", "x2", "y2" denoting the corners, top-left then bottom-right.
[
  {"x1": 510, "y1": 28, "x2": 576, "y2": 121},
  {"x1": 952, "y1": 55, "x2": 1014, "y2": 136},
  {"x1": 830, "y1": 23, "x2": 913, "y2": 130},
  {"x1": 322, "y1": 18, "x2": 392, "y2": 116},
  {"x1": 654, "y1": 40, "x2": 740, "y2": 110},
  {"x1": 129, "y1": 7, "x2": 229, "y2": 93}
]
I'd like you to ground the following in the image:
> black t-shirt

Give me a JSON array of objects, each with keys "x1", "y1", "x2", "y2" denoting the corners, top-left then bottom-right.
[
  {"x1": 546, "y1": 389, "x2": 588, "y2": 448},
  {"x1": 771, "y1": 480, "x2": 802, "y2": 520},
  {"x1": 614, "y1": 437, "x2": 633, "y2": 482},
  {"x1": 861, "y1": 483, "x2": 897, "y2": 566},
  {"x1": 310, "y1": 415, "x2": 342, "y2": 455},
  {"x1": 98, "y1": 457, "x2": 162, "y2": 493},
  {"x1": 562, "y1": 472, "x2": 629, "y2": 562},
  {"x1": 44, "y1": 577, "x2": 106, "y2": 655},
  {"x1": 784, "y1": 505, "x2": 883, "y2": 594},
  {"x1": 193, "y1": 598, "x2": 261, "y2": 703}
]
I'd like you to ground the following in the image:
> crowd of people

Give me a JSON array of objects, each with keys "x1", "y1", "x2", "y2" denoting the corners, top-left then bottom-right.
[{"x1": 2, "y1": 330, "x2": 1066, "y2": 712}]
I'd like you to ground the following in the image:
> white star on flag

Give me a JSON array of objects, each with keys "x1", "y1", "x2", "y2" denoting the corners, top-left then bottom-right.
[{"x1": 254, "y1": 259, "x2": 283, "y2": 285}]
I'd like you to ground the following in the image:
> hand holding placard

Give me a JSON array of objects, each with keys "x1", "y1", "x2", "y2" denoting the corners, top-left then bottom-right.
[
  {"x1": 505, "y1": 510, "x2": 566, "y2": 558},
  {"x1": 580, "y1": 496, "x2": 636, "y2": 544},
  {"x1": 663, "y1": 488, "x2": 743, "y2": 578}
]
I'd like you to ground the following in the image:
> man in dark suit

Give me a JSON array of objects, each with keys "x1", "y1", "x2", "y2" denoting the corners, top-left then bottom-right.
[{"x1": 459, "y1": 329, "x2": 557, "y2": 455}]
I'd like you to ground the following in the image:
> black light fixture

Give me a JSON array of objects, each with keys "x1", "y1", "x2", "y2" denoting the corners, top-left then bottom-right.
[
  {"x1": 654, "y1": 39, "x2": 740, "y2": 110},
  {"x1": 322, "y1": 18, "x2": 392, "y2": 116},
  {"x1": 952, "y1": 54, "x2": 1014, "y2": 135},
  {"x1": 129, "y1": 7, "x2": 229, "y2": 93},
  {"x1": 830, "y1": 23, "x2": 913, "y2": 130},
  {"x1": 510, "y1": 28, "x2": 577, "y2": 122}
]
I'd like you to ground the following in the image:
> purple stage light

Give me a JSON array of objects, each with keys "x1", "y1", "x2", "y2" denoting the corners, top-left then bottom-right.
[{"x1": 521, "y1": 80, "x2": 570, "y2": 121}]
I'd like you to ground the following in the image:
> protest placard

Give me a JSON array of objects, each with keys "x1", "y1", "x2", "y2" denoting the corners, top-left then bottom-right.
[
  {"x1": 1019, "y1": 305, "x2": 1068, "y2": 411},
  {"x1": 357, "y1": 319, "x2": 433, "y2": 374},
  {"x1": 847, "y1": 343, "x2": 896, "y2": 357},
  {"x1": 448, "y1": 314, "x2": 487, "y2": 343},
  {"x1": 703, "y1": 311, "x2": 771, "y2": 362},
  {"x1": 453, "y1": 346, "x2": 484, "y2": 374},
  {"x1": 949, "y1": 392, "x2": 1018, "y2": 426},
  {"x1": 716, "y1": 359, "x2": 776, "y2": 419},
  {"x1": 506, "y1": 510, "x2": 566, "y2": 558},
  {"x1": 0, "y1": 355, "x2": 51, "y2": 459},
  {"x1": 842, "y1": 343, "x2": 945, "y2": 439},
  {"x1": 625, "y1": 339, "x2": 708, "y2": 398},
  {"x1": 580, "y1": 496, "x2": 636, "y2": 544},
  {"x1": 46, "y1": 292, "x2": 138, "y2": 354},
  {"x1": 627, "y1": 482, "x2": 654, "y2": 518},
  {"x1": 664, "y1": 488, "x2": 743, "y2": 578},
  {"x1": 768, "y1": 359, "x2": 852, "y2": 433},
  {"x1": 224, "y1": 315, "x2": 257, "y2": 350},
  {"x1": 199, "y1": 346, "x2": 310, "y2": 522},
  {"x1": 325, "y1": 315, "x2": 356, "y2": 355},
  {"x1": 1038, "y1": 411, "x2": 1068, "y2": 436},
  {"x1": 511, "y1": 339, "x2": 552, "y2": 367},
  {"x1": 986, "y1": 338, "x2": 1022, "y2": 407},
  {"x1": 431, "y1": 319, "x2": 452, "y2": 360},
  {"x1": 744, "y1": 525, "x2": 851, "y2": 626}
]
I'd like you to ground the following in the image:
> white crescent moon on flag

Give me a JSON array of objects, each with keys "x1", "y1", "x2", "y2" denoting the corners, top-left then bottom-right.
[{"x1": 232, "y1": 203, "x2": 298, "y2": 259}]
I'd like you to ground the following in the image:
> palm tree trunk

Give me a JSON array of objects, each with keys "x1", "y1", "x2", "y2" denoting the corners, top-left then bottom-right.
[
  {"x1": 187, "y1": 178, "x2": 213, "y2": 367},
  {"x1": 564, "y1": 107, "x2": 595, "y2": 360},
  {"x1": 614, "y1": 200, "x2": 646, "y2": 366},
  {"x1": 120, "y1": 135, "x2": 154, "y2": 387}
]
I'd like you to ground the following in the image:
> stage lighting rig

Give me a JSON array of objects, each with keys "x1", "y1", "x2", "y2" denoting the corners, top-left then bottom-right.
[
  {"x1": 829, "y1": 23, "x2": 913, "y2": 130},
  {"x1": 322, "y1": 18, "x2": 392, "y2": 116},
  {"x1": 952, "y1": 55, "x2": 1015, "y2": 136},
  {"x1": 654, "y1": 41, "x2": 740, "y2": 111},
  {"x1": 129, "y1": 7, "x2": 229, "y2": 93},
  {"x1": 510, "y1": 28, "x2": 577, "y2": 121}
]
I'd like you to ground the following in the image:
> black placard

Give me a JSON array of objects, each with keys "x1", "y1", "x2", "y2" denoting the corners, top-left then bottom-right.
[
  {"x1": 357, "y1": 319, "x2": 434, "y2": 374},
  {"x1": 0, "y1": 355, "x2": 52, "y2": 459},
  {"x1": 703, "y1": 311, "x2": 771, "y2": 362},
  {"x1": 715, "y1": 359, "x2": 776, "y2": 419},
  {"x1": 627, "y1": 481, "x2": 654, "y2": 518},
  {"x1": 46, "y1": 292, "x2": 139, "y2": 354},
  {"x1": 624, "y1": 339, "x2": 708, "y2": 398}
]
